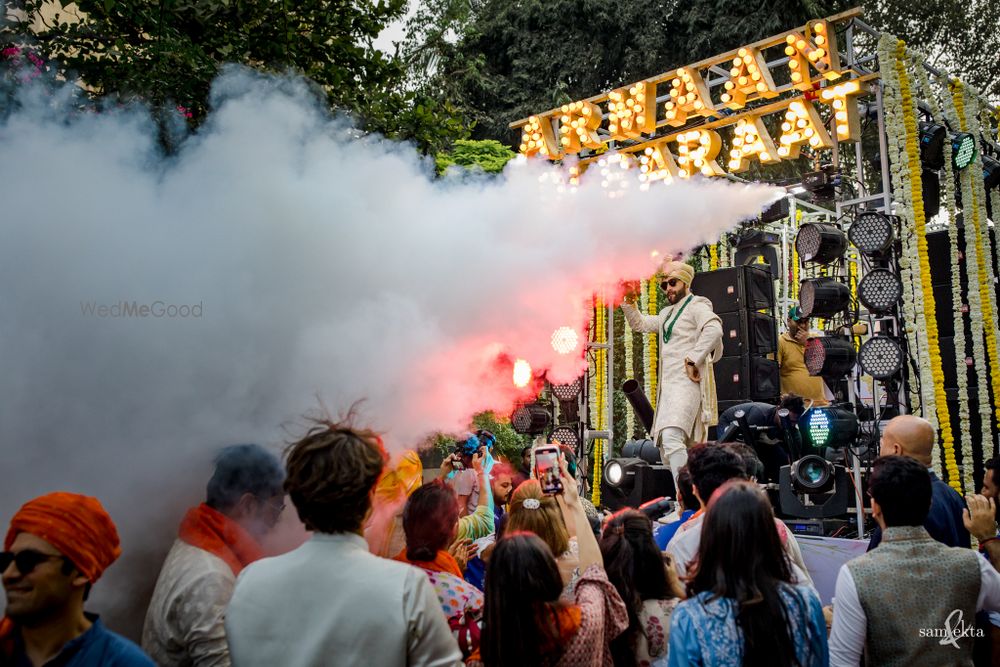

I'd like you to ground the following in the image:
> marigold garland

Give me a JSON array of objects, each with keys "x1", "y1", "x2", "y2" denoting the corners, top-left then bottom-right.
[
  {"x1": 592, "y1": 296, "x2": 606, "y2": 505},
  {"x1": 912, "y1": 51, "x2": 975, "y2": 493},
  {"x1": 647, "y1": 276, "x2": 658, "y2": 411}
]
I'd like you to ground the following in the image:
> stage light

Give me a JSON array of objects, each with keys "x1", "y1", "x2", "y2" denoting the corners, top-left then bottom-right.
[
  {"x1": 551, "y1": 376, "x2": 583, "y2": 401},
  {"x1": 804, "y1": 336, "x2": 856, "y2": 379},
  {"x1": 918, "y1": 121, "x2": 947, "y2": 170},
  {"x1": 604, "y1": 458, "x2": 645, "y2": 490},
  {"x1": 984, "y1": 154, "x2": 1000, "y2": 191},
  {"x1": 799, "y1": 405, "x2": 859, "y2": 449},
  {"x1": 953, "y1": 132, "x2": 977, "y2": 170},
  {"x1": 551, "y1": 326, "x2": 579, "y2": 354},
  {"x1": 848, "y1": 212, "x2": 895, "y2": 255},
  {"x1": 858, "y1": 336, "x2": 903, "y2": 379},
  {"x1": 799, "y1": 277, "x2": 851, "y2": 318},
  {"x1": 512, "y1": 359, "x2": 532, "y2": 388},
  {"x1": 790, "y1": 454, "x2": 835, "y2": 493},
  {"x1": 511, "y1": 402, "x2": 551, "y2": 435},
  {"x1": 858, "y1": 268, "x2": 902, "y2": 313},
  {"x1": 795, "y1": 223, "x2": 848, "y2": 264},
  {"x1": 551, "y1": 424, "x2": 580, "y2": 449}
]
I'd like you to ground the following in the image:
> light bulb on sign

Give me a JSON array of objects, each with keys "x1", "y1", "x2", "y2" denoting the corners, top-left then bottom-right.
[
  {"x1": 551, "y1": 327, "x2": 580, "y2": 355},
  {"x1": 512, "y1": 359, "x2": 533, "y2": 388}
]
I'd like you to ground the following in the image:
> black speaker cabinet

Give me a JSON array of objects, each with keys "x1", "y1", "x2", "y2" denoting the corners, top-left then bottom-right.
[
  {"x1": 691, "y1": 265, "x2": 774, "y2": 314},
  {"x1": 719, "y1": 310, "x2": 778, "y2": 357},
  {"x1": 713, "y1": 355, "x2": 780, "y2": 402}
]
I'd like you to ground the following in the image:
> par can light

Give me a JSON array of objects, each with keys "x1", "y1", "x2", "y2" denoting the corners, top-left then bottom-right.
[
  {"x1": 849, "y1": 212, "x2": 896, "y2": 255},
  {"x1": 795, "y1": 223, "x2": 848, "y2": 264},
  {"x1": 858, "y1": 336, "x2": 903, "y2": 379},
  {"x1": 799, "y1": 405, "x2": 860, "y2": 450},
  {"x1": 858, "y1": 268, "x2": 903, "y2": 313},
  {"x1": 799, "y1": 277, "x2": 851, "y2": 318},
  {"x1": 551, "y1": 376, "x2": 583, "y2": 402},
  {"x1": 550, "y1": 424, "x2": 580, "y2": 449},
  {"x1": 804, "y1": 336, "x2": 857, "y2": 379},
  {"x1": 918, "y1": 121, "x2": 947, "y2": 170},
  {"x1": 953, "y1": 132, "x2": 978, "y2": 170},
  {"x1": 511, "y1": 402, "x2": 552, "y2": 435}
]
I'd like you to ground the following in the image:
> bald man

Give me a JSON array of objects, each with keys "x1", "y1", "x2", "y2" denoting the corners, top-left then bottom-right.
[{"x1": 868, "y1": 415, "x2": 970, "y2": 550}]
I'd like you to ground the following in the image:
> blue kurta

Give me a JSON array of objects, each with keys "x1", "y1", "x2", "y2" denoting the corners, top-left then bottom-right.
[
  {"x1": 666, "y1": 584, "x2": 828, "y2": 667},
  {"x1": 7, "y1": 615, "x2": 153, "y2": 667}
]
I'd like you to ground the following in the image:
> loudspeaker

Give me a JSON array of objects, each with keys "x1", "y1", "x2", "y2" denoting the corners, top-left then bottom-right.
[
  {"x1": 691, "y1": 266, "x2": 774, "y2": 314},
  {"x1": 714, "y1": 355, "x2": 780, "y2": 402},
  {"x1": 600, "y1": 463, "x2": 676, "y2": 512},
  {"x1": 719, "y1": 310, "x2": 778, "y2": 357},
  {"x1": 933, "y1": 283, "x2": 954, "y2": 337},
  {"x1": 926, "y1": 229, "x2": 954, "y2": 284}
]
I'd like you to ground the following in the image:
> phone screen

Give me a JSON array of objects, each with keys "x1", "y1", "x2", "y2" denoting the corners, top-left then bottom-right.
[{"x1": 534, "y1": 448, "x2": 563, "y2": 495}]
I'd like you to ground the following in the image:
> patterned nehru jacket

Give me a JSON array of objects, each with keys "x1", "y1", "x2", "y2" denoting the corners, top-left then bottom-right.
[{"x1": 848, "y1": 525, "x2": 981, "y2": 667}]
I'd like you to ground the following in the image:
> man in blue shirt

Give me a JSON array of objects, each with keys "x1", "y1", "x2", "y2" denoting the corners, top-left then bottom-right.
[
  {"x1": 868, "y1": 415, "x2": 970, "y2": 549},
  {"x1": 1, "y1": 492, "x2": 153, "y2": 666},
  {"x1": 654, "y1": 466, "x2": 698, "y2": 550}
]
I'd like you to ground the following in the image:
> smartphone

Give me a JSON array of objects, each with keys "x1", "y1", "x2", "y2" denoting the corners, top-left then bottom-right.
[{"x1": 534, "y1": 445, "x2": 563, "y2": 495}]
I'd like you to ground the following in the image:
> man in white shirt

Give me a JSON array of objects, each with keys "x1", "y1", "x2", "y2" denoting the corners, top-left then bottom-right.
[
  {"x1": 143, "y1": 443, "x2": 286, "y2": 667},
  {"x1": 666, "y1": 443, "x2": 814, "y2": 587},
  {"x1": 829, "y1": 456, "x2": 1000, "y2": 666},
  {"x1": 225, "y1": 418, "x2": 461, "y2": 667}
]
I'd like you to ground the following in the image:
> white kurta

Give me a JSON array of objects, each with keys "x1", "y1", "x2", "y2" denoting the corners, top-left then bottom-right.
[
  {"x1": 225, "y1": 532, "x2": 462, "y2": 667},
  {"x1": 623, "y1": 294, "x2": 724, "y2": 442}
]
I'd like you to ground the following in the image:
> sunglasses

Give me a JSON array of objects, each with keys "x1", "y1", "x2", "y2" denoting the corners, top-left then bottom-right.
[
  {"x1": 660, "y1": 278, "x2": 681, "y2": 290},
  {"x1": 0, "y1": 549, "x2": 65, "y2": 575}
]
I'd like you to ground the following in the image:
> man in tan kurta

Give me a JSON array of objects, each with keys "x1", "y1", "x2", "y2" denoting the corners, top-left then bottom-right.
[
  {"x1": 776, "y1": 304, "x2": 830, "y2": 407},
  {"x1": 622, "y1": 261, "x2": 724, "y2": 479}
]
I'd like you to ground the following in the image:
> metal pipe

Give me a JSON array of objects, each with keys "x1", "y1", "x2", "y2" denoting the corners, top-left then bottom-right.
[{"x1": 622, "y1": 379, "x2": 655, "y2": 435}]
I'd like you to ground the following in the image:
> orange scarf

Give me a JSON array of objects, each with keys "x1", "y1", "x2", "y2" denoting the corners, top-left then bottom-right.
[
  {"x1": 0, "y1": 617, "x2": 14, "y2": 660},
  {"x1": 392, "y1": 549, "x2": 462, "y2": 578},
  {"x1": 178, "y1": 503, "x2": 264, "y2": 576}
]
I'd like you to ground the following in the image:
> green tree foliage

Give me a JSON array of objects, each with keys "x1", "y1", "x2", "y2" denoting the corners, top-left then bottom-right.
[
  {"x1": 404, "y1": 0, "x2": 850, "y2": 143},
  {"x1": 1, "y1": 0, "x2": 468, "y2": 152},
  {"x1": 434, "y1": 138, "x2": 516, "y2": 174},
  {"x1": 864, "y1": 0, "x2": 999, "y2": 101}
]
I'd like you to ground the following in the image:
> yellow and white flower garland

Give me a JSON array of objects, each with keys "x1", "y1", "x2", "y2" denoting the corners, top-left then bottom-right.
[
  {"x1": 591, "y1": 296, "x2": 607, "y2": 505},
  {"x1": 880, "y1": 34, "x2": 960, "y2": 486},
  {"x1": 623, "y1": 302, "x2": 635, "y2": 439},
  {"x1": 954, "y1": 82, "x2": 1000, "y2": 434},
  {"x1": 911, "y1": 52, "x2": 975, "y2": 492}
]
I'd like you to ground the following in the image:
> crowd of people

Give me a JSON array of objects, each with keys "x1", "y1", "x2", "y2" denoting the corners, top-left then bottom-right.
[{"x1": 5, "y1": 413, "x2": 1000, "y2": 666}]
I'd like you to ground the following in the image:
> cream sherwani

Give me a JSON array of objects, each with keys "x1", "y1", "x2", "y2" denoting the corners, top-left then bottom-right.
[{"x1": 623, "y1": 294, "x2": 723, "y2": 444}]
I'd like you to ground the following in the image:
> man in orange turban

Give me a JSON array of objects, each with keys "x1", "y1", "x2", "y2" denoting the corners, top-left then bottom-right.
[{"x1": 1, "y1": 492, "x2": 154, "y2": 666}]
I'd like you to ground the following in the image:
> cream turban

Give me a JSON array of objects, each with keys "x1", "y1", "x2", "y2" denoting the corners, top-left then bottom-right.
[{"x1": 662, "y1": 261, "x2": 695, "y2": 286}]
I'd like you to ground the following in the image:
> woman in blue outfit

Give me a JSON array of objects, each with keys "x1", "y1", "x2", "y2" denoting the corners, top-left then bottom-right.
[{"x1": 667, "y1": 481, "x2": 828, "y2": 667}]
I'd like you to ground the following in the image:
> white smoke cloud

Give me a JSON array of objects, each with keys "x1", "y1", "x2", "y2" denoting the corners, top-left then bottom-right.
[{"x1": 0, "y1": 69, "x2": 780, "y2": 632}]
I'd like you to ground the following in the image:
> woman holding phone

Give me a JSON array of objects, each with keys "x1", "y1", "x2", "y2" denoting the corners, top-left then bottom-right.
[{"x1": 477, "y1": 460, "x2": 628, "y2": 667}]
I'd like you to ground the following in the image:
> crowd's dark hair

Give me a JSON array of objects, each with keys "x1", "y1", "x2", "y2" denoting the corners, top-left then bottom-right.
[
  {"x1": 676, "y1": 466, "x2": 698, "y2": 510},
  {"x1": 985, "y1": 457, "x2": 1000, "y2": 485},
  {"x1": 284, "y1": 409, "x2": 386, "y2": 534},
  {"x1": 691, "y1": 481, "x2": 818, "y2": 667},
  {"x1": 402, "y1": 481, "x2": 459, "y2": 561},
  {"x1": 686, "y1": 443, "x2": 746, "y2": 503},
  {"x1": 721, "y1": 442, "x2": 765, "y2": 481},
  {"x1": 206, "y1": 444, "x2": 285, "y2": 511},
  {"x1": 600, "y1": 510, "x2": 673, "y2": 666},
  {"x1": 869, "y1": 455, "x2": 931, "y2": 527},
  {"x1": 482, "y1": 532, "x2": 568, "y2": 667},
  {"x1": 779, "y1": 393, "x2": 806, "y2": 417},
  {"x1": 558, "y1": 445, "x2": 578, "y2": 477}
]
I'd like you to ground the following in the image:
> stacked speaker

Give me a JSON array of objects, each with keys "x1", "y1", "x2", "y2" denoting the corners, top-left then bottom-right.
[
  {"x1": 926, "y1": 227, "x2": 995, "y2": 483},
  {"x1": 691, "y1": 265, "x2": 779, "y2": 415}
]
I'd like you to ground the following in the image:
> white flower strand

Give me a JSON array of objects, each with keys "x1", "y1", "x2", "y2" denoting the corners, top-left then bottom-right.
[{"x1": 911, "y1": 52, "x2": 973, "y2": 491}]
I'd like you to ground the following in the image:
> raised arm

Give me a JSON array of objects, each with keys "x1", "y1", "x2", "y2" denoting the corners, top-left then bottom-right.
[{"x1": 622, "y1": 302, "x2": 661, "y2": 334}]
